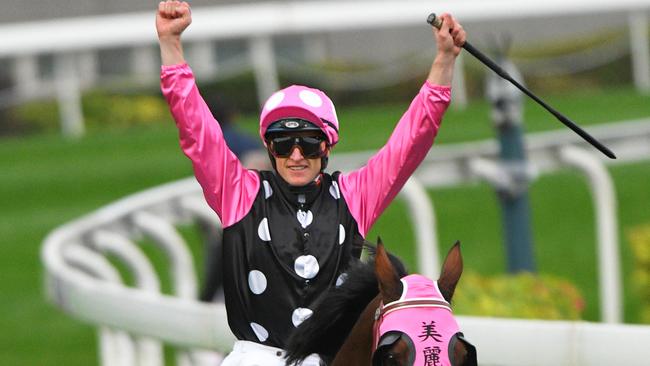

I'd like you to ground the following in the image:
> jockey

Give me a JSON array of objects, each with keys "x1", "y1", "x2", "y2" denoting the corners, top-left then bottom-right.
[{"x1": 156, "y1": 1, "x2": 466, "y2": 365}]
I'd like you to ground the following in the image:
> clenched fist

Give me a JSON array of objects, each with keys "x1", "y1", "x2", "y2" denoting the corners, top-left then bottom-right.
[
  {"x1": 156, "y1": 0, "x2": 192, "y2": 40},
  {"x1": 427, "y1": 13, "x2": 466, "y2": 86},
  {"x1": 432, "y1": 13, "x2": 466, "y2": 59}
]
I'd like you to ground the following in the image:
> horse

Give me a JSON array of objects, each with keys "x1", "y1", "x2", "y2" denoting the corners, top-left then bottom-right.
[{"x1": 284, "y1": 239, "x2": 477, "y2": 366}]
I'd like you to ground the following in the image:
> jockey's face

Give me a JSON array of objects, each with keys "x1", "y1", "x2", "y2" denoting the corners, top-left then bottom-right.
[{"x1": 273, "y1": 134, "x2": 329, "y2": 186}]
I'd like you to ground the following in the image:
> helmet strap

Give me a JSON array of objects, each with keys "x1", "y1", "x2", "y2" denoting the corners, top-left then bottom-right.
[
  {"x1": 266, "y1": 149, "x2": 278, "y2": 171},
  {"x1": 320, "y1": 155, "x2": 328, "y2": 172}
]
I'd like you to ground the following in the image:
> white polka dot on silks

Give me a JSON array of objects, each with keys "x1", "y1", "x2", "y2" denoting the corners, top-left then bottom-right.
[
  {"x1": 250, "y1": 322, "x2": 269, "y2": 342},
  {"x1": 298, "y1": 90, "x2": 323, "y2": 107},
  {"x1": 329, "y1": 181, "x2": 340, "y2": 200},
  {"x1": 338, "y1": 225, "x2": 346, "y2": 245},
  {"x1": 291, "y1": 307, "x2": 314, "y2": 327},
  {"x1": 296, "y1": 210, "x2": 313, "y2": 229},
  {"x1": 258, "y1": 218, "x2": 271, "y2": 242},
  {"x1": 248, "y1": 270, "x2": 267, "y2": 295},
  {"x1": 263, "y1": 180, "x2": 273, "y2": 199},
  {"x1": 336, "y1": 273, "x2": 348, "y2": 287},
  {"x1": 264, "y1": 91, "x2": 285, "y2": 111},
  {"x1": 294, "y1": 255, "x2": 319, "y2": 279}
]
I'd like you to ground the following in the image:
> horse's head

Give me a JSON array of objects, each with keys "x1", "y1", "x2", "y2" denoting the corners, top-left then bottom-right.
[
  {"x1": 371, "y1": 240, "x2": 477, "y2": 366},
  {"x1": 284, "y1": 239, "x2": 476, "y2": 366}
]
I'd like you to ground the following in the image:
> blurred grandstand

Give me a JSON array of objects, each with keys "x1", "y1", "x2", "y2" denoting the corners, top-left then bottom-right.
[{"x1": 1, "y1": 0, "x2": 649, "y2": 137}]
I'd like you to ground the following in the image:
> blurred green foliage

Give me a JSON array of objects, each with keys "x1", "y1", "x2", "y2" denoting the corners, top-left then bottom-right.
[
  {"x1": 627, "y1": 224, "x2": 650, "y2": 324},
  {"x1": 6, "y1": 99, "x2": 59, "y2": 134},
  {"x1": 9, "y1": 92, "x2": 172, "y2": 135},
  {"x1": 454, "y1": 271, "x2": 584, "y2": 320},
  {"x1": 83, "y1": 92, "x2": 171, "y2": 128}
]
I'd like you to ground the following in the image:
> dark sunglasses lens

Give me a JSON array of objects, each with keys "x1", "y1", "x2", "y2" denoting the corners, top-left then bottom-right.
[
  {"x1": 299, "y1": 137, "x2": 324, "y2": 158},
  {"x1": 270, "y1": 136, "x2": 294, "y2": 157}
]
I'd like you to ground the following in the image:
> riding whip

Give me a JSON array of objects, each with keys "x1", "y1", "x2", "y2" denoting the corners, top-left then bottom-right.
[{"x1": 427, "y1": 13, "x2": 617, "y2": 159}]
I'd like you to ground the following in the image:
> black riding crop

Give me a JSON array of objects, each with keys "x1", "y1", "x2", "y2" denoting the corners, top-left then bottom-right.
[{"x1": 427, "y1": 13, "x2": 616, "y2": 159}]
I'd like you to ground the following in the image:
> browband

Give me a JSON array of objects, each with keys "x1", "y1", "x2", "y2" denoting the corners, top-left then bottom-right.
[{"x1": 375, "y1": 298, "x2": 452, "y2": 320}]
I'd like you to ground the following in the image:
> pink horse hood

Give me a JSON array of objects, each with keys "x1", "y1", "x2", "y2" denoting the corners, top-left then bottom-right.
[{"x1": 376, "y1": 274, "x2": 461, "y2": 366}]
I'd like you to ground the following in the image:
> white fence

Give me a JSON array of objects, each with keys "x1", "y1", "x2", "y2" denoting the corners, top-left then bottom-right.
[
  {"x1": 2, "y1": 0, "x2": 650, "y2": 138},
  {"x1": 458, "y1": 316, "x2": 650, "y2": 365},
  {"x1": 42, "y1": 176, "x2": 234, "y2": 366},
  {"x1": 42, "y1": 118, "x2": 650, "y2": 365}
]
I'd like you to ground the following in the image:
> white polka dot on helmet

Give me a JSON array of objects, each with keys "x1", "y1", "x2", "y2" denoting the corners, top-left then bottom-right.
[{"x1": 260, "y1": 85, "x2": 339, "y2": 146}]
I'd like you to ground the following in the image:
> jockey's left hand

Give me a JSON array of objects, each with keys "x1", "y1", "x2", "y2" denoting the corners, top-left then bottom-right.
[
  {"x1": 433, "y1": 13, "x2": 466, "y2": 59},
  {"x1": 427, "y1": 13, "x2": 466, "y2": 86}
]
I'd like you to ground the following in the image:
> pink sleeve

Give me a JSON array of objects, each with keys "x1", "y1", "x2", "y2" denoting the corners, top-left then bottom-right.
[
  {"x1": 338, "y1": 81, "x2": 450, "y2": 237},
  {"x1": 160, "y1": 63, "x2": 260, "y2": 228}
]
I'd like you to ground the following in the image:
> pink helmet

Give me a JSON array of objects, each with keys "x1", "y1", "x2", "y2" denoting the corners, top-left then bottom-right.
[{"x1": 259, "y1": 85, "x2": 339, "y2": 146}]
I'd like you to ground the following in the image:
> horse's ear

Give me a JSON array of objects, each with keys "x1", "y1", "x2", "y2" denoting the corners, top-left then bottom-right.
[
  {"x1": 375, "y1": 238, "x2": 402, "y2": 303},
  {"x1": 438, "y1": 241, "x2": 463, "y2": 302},
  {"x1": 451, "y1": 333, "x2": 477, "y2": 366}
]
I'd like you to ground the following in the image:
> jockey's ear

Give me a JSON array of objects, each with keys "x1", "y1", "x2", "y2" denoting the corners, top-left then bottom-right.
[
  {"x1": 375, "y1": 238, "x2": 403, "y2": 303},
  {"x1": 438, "y1": 241, "x2": 463, "y2": 302}
]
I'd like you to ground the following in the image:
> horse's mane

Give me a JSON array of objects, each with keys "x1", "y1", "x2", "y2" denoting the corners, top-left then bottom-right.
[{"x1": 284, "y1": 241, "x2": 408, "y2": 365}]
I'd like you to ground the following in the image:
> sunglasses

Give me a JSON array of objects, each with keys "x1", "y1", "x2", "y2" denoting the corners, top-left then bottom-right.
[{"x1": 268, "y1": 135, "x2": 327, "y2": 158}]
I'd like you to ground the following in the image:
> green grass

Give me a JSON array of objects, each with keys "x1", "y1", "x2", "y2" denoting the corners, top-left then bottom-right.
[{"x1": 1, "y1": 85, "x2": 650, "y2": 365}]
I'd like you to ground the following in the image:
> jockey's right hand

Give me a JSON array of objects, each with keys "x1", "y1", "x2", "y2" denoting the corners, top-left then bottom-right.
[{"x1": 156, "y1": 0, "x2": 192, "y2": 40}]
